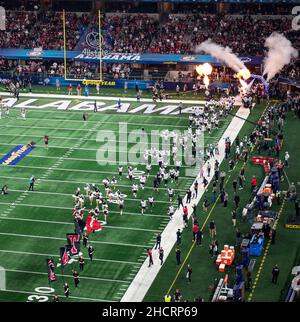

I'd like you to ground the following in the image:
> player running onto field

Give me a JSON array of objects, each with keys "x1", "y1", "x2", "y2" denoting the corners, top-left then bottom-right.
[{"x1": 140, "y1": 199, "x2": 147, "y2": 215}]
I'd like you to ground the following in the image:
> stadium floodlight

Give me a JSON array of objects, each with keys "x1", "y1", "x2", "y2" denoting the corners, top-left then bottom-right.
[{"x1": 62, "y1": 10, "x2": 103, "y2": 84}]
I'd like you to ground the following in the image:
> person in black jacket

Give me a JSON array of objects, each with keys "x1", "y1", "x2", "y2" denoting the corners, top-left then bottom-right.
[
  {"x1": 177, "y1": 195, "x2": 184, "y2": 209},
  {"x1": 272, "y1": 265, "x2": 280, "y2": 284},
  {"x1": 175, "y1": 248, "x2": 181, "y2": 265}
]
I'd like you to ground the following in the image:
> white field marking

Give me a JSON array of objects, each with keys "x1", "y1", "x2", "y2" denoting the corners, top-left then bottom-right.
[
  {"x1": 0, "y1": 175, "x2": 186, "y2": 192},
  {"x1": 0, "y1": 216, "x2": 159, "y2": 233},
  {"x1": 0, "y1": 249, "x2": 140, "y2": 265},
  {"x1": 0, "y1": 289, "x2": 116, "y2": 302},
  {"x1": 7, "y1": 189, "x2": 170, "y2": 204},
  {"x1": 0, "y1": 133, "x2": 220, "y2": 141},
  {"x1": 0, "y1": 123, "x2": 188, "y2": 132},
  {"x1": 0, "y1": 164, "x2": 191, "y2": 180},
  {"x1": 0, "y1": 201, "x2": 168, "y2": 218},
  {"x1": 5, "y1": 116, "x2": 192, "y2": 128},
  {"x1": 5, "y1": 268, "x2": 130, "y2": 284},
  {"x1": 0, "y1": 90, "x2": 238, "y2": 106},
  {"x1": 0, "y1": 232, "x2": 148, "y2": 248},
  {"x1": 0, "y1": 152, "x2": 199, "y2": 170}
]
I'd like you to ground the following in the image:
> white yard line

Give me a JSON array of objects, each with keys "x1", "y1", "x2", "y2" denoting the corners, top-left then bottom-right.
[
  {"x1": 0, "y1": 215, "x2": 159, "y2": 233},
  {"x1": 0, "y1": 232, "x2": 148, "y2": 248},
  {"x1": 4, "y1": 268, "x2": 130, "y2": 284},
  {"x1": 0, "y1": 289, "x2": 115, "y2": 302},
  {"x1": 7, "y1": 189, "x2": 169, "y2": 204},
  {"x1": 0, "y1": 249, "x2": 140, "y2": 265},
  {"x1": 0, "y1": 175, "x2": 186, "y2": 192},
  {"x1": 0, "y1": 164, "x2": 191, "y2": 180},
  {"x1": 121, "y1": 104, "x2": 250, "y2": 302},
  {"x1": 0, "y1": 133, "x2": 220, "y2": 141},
  {"x1": 0, "y1": 201, "x2": 168, "y2": 218},
  {"x1": 0, "y1": 151, "x2": 196, "y2": 169}
]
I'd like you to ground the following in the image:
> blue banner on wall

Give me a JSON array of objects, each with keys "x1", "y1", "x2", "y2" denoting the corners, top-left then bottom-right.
[
  {"x1": 0, "y1": 48, "x2": 263, "y2": 65},
  {"x1": 0, "y1": 144, "x2": 35, "y2": 166}
]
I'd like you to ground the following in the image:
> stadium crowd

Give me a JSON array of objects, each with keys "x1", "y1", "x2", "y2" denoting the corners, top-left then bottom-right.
[{"x1": 0, "y1": 6, "x2": 299, "y2": 56}]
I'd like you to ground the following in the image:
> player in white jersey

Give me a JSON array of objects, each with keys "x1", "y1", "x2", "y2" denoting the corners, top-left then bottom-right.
[
  {"x1": 168, "y1": 204, "x2": 174, "y2": 220},
  {"x1": 118, "y1": 165, "x2": 123, "y2": 178},
  {"x1": 132, "y1": 183, "x2": 138, "y2": 198},
  {"x1": 128, "y1": 167, "x2": 133, "y2": 181},
  {"x1": 140, "y1": 175, "x2": 146, "y2": 189},
  {"x1": 168, "y1": 187, "x2": 174, "y2": 201},
  {"x1": 163, "y1": 171, "x2": 169, "y2": 186},
  {"x1": 140, "y1": 199, "x2": 146, "y2": 215},
  {"x1": 148, "y1": 196, "x2": 154, "y2": 213}
]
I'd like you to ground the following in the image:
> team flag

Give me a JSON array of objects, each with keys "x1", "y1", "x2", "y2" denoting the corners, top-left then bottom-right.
[
  {"x1": 59, "y1": 247, "x2": 69, "y2": 267},
  {"x1": 86, "y1": 216, "x2": 102, "y2": 234},
  {"x1": 46, "y1": 258, "x2": 56, "y2": 283},
  {"x1": 66, "y1": 233, "x2": 81, "y2": 256}
]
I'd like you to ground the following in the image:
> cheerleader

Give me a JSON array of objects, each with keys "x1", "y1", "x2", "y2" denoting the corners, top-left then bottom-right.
[
  {"x1": 103, "y1": 178, "x2": 110, "y2": 189},
  {"x1": 84, "y1": 183, "x2": 91, "y2": 197},
  {"x1": 148, "y1": 196, "x2": 154, "y2": 213},
  {"x1": 102, "y1": 200, "x2": 108, "y2": 222},
  {"x1": 132, "y1": 183, "x2": 138, "y2": 198},
  {"x1": 95, "y1": 190, "x2": 102, "y2": 207},
  {"x1": 89, "y1": 206, "x2": 99, "y2": 219},
  {"x1": 89, "y1": 191, "x2": 94, "y2": 206},
  {"x1": 73, "y1": 188, "x2": 80, "y2": 205},
  {"x1": 103, "y1": 207, "x2": 108, "y2": 223},
  {"x1": 119, "y1": 198, "x2": 124, "y2": 216},
  {"x1": 79, "y1": 194, "x2": 85, "y2": 208}
]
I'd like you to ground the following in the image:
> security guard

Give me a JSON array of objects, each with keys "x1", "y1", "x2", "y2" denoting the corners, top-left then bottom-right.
[{"x1": 164, "y1": 294, "x2": 172, "y2": 302}]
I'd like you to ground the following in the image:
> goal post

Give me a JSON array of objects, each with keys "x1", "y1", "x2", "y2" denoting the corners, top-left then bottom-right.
[{"x1": 62, "y1": 9, "x2": 103, "y2": 83}]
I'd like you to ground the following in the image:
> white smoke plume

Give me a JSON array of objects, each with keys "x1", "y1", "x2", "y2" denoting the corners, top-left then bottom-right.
[
  {"x1": 263, "y1": 32, "x2": 298, "y2": 81},
  {"x1": 195, "y1": 39, "x2": 246, "y2": 73}
]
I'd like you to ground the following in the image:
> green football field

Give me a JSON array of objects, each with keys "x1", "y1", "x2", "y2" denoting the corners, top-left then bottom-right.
[{"x1": 0, "y1": 96, "x2": 234, "y2": 302}]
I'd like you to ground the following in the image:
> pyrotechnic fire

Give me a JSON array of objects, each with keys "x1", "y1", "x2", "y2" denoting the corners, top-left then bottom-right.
[
  {"x1": 196, "y1": 63, "x2": 212, "y2": 88},
  {"x1": 237, "y1": 68, "x2": 251, "y2": 80},
  {"x1": 196, "y1": 63, "x2": 213, "y2": 76}
]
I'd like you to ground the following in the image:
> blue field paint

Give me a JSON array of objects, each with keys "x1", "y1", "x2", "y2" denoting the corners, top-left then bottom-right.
[{"x1": 0, "y1": 144, "x2": 35, "y2": 166}]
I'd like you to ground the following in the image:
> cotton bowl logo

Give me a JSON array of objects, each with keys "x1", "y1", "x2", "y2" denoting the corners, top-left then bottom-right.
[
  {"x1": 240, "y1": 57, "x2": 252, "y2": 63},
  {"x1": 27, "y1": 50, "x2": 44, "y2": 57},
  {"x1": 180, "y1": 56, "x2": 198, "y2": 61},
  {"x1": 86, "y1": 32, "x2": 103, "y2": 49}
]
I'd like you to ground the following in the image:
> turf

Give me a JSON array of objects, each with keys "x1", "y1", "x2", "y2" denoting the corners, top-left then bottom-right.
[{"x1": 0, "y1": 97, "x2": 233, "y2": 302}]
